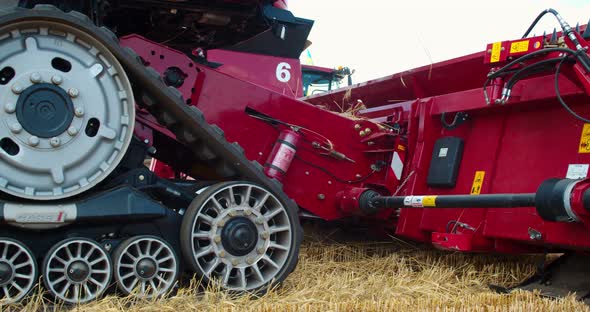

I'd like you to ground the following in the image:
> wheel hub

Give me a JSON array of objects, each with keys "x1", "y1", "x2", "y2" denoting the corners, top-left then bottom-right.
[
  {"x1": 135, "y1": 258, "x2": 157, "y2": 279},
  {"x1": 15, "y1": 83, "x2": 74, "y2": 138},
  {"x1": 0, "y1": 261, "x2": 13, "y2": 285},
  {"x1": 66, "y1": 260, "x2": 90, "y2": 283},
  {"x1": 221, "y1": 216, "x2": 258, "y2": 256}
]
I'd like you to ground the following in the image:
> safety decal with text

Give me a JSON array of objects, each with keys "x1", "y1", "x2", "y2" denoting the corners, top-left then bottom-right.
[
  {"x1": 579, "y1": 123, "x2": 590, "y2": 153},
  {"x1": 509, "y1": 40, "x2": 529, "y2": 54},
  {"x1": 490, "y1": 42, "x2": 501, "y2": 63},
  {"x1": 470, "y1": 171, "x2": 485, "y2": 195}
]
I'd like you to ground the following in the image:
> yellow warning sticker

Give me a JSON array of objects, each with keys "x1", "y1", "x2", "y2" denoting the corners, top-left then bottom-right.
[
  {"x1": 490, "y1": 42, "x2": 502, "y2": 63},
  {"x1": 422, "y1": 196, "x2": 437, "y2": 207},
  {"x1": 510, "y1": 40, "x2": 529, "y2": 53},
  {"x1": 470, "y1": 171, "x2": 485, "y2": 195},
  {"x1": 579, "y1": 123, "x2": 590, "y2": 153}
]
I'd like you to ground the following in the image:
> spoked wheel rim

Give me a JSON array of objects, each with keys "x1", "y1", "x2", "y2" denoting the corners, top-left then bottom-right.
[
  {"x1": 0, "y1": 238, "x2": 37, "y2": 303},
  {"x1": 182, "y1": 182, "x2": 294, "y2": 291},
  {"x1": 114, "y1": 236, "x2": 179, "y2": 298},
  {"x1": 43, "y1": 238, "x2": 112, "y2": 304},
  {"x1": 0, "y1": 15, "x2": 135, "y2": 200}
]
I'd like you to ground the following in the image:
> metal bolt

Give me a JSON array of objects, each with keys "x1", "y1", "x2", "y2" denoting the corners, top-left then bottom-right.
[
  {"x1": 328, "y1": 181, "x2": 332, "y2": 185},
  {"x1": 246, "y1": 257, "x2": 255, "y2": 265},
  {"x1": 317, "y1": 194, "x2": 325, "y2": 200},
  {"x1": 68, "y1": 88, "x2": 79, "y2": 98},
  {"x1": 217, "y1": 220, "x2": 226, "y2": 227},
  {"x1": 74, "y1": 107, "x2": 84, "y2": 117},
  {"x1": 258, "y1": 152, "x2": 263, "y2": 156},
  {"x1": 487, "y1": 49, "x2": 492, "y2": 54},
  {"x1": 140, "y1": 270, "x2": 145, "y2": 275},
  {"x1": 354, "y1": 124, "x2": 361, "y2": 130},
  {"x1": 104, "y1": 243, "x2": 112, "y2": 251},
  {"x1": 232, "y1": 259, "x2": 240, "y2": 266},
  {"x1": 255, "y1": 217, "x2": 264, "y2": 225},
  {"x1": 30, "y1": 72, "x2": 42, "y2": 83},
  {"x1": 364, "y1": 128, "x2": 372, "y2": 135},
  {"x1": 28, "y1": 136, "x2": 39, "y2": 147},
  {"x1": 51, "y1": 75, "x2": 63, "y2": 85},
  {"x1": 50, "y1": 137, "x2": 61, "y2": 147},
  {"x1": 260, "y1": 232, "x2": 270, "y2": 240},
  {"x1": 214, "y1": 235, "x2": 221, "y2": 243},
  {"x1": 244, "y1": 209, "x2": 252, "y2": 216},
  {"x1": 500, "y1": 47, "x2": 505, "y2": 51},
  {"x1": 257, "y1": 247, "x2": 265, "y2": 254},
  {"x1": 355, "y1": 174, "x2": 362, "y2": 179},
  {"x1": 4, "y1": 103, "x2": 15, "y2": 113},
  {"x1": 228, "y1": 211, "x2": 237, "y2": 217},
  {"x1": 359, "y1": 130, "x2": 366, "y2": 137},
  {"x1": 144, "y1": 138, "x2": 150, "y2": 144},
  {"x1": 11, "y1": 84, "x2": 23, "y2": 94},
  {"x1": 138, "y1": 175, "x2": 145, "y2": 181},
  {"x1": 305, "y1": 171, "x2": 310, "y2": 175},
  {"x1": 9, "y1": 123, "x2": 22, "y2": 133},
  {"x1": 219, "y1": 250, "x2": 226, "y2": 258},
  {"x1": 67, "y1": 126, "x2": 78, "y2": 136}
]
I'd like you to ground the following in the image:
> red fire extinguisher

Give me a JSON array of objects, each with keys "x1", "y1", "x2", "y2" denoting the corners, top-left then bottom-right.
[{"x1": 264, "y1": 129, "x2": 301, "y2": 181}]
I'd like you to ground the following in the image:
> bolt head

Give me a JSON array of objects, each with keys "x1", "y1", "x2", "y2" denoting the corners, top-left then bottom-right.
[
  {"x1": 67, "y1": 126, "x2": 78, "y2": 136},
  {"x1": 354, "y1": 124, "x2": 361, "y2": 130},
  {"x1": 257, "y1": 247, "x2": 265, "y2": 254},
  {"x1": 4, "y1": 103, "x2": 15, "y2": 114},
  {"x1": 28, "y1": 136, "x2": 39, "y2": 147},
  {"x1": 217, "y1": 220, "x2": 226, "y2": 227},
  {"x1": 51, "y1": 75, "x2": 63, "y2": 85},
  {"x1": 219, "y1": 250, "x2": 226, "y2": 258},
  {"x1": 138, "y1": 175, "x2": 145, "y2": 181},
  {"x1": 30, "y1": 72, "x2": 42, "y2": 83},
  {"x1": 49, "y1": 137, "x2": 61, "y2": 147},
  {"x1": 317, "y1": 194, "x2": 326, "y2": 200},
  {"x1": 364, "y1": 128, "x2": 372, "y2": 135},
  {"x1": 68, "y1": 88, "x2": 79, "y2": 98},
  {"x1": 9, "y1": 123, "x2": 22, "y2": 133},
  {"x1": 359, "y1": 130, "x2": 366, "y2": 137},
  {"x1": 232, "y1": 259, "x2": 240, "y2": 266},
  {"x1": 255, "y1": 217, "x2": 264, "y2": 225},
  {"x1": 261, "y1": 232, "x2": 270, "y2": 240},
  {"x1": 246, "y1": 257, "x2": 255, "y2": 265},
  {"x1": 214, "y1": 235, "x2": 221, "y2": 243},
  {"x1": 11, "y1": 84, "x2": 23, "y2": 94},
  {"x1": 244, "y1": 209, "x2": 252, "y2": 216},
  {"x1": 228, "y1": 211, "x2": 237, "y2": 217},
  {"x1": 74, "y1": 107, "x2": 84, "y2": 117}
]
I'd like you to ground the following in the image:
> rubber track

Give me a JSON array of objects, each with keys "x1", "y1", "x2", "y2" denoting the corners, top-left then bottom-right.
[{"x1": 0, "y1": 5, "x2": 301, "y2": 283}]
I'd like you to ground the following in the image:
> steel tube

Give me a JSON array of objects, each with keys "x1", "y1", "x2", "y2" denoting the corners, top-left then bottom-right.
[{"x1": 370, "y1": 193, "x2": 536, "y2": 209}]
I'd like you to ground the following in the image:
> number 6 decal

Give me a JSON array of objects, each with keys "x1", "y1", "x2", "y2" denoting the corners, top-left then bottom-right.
[{"x1": 276, "y1": 62, "x2": 291, "y2": 82}]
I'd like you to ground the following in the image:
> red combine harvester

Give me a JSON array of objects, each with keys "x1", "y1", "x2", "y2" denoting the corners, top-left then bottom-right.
[{"x1": 0, "y1": 0, "x2": 589, "y2": 304}]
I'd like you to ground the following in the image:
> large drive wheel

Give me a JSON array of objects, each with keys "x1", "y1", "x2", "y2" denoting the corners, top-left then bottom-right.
[
  {"x1": 180, "y1": 181, "x2": 301, "y2": 293},
  {"x1": 113, "y1": 235, "x2": 180, "y2": 298},
  {"x1": 0, "y1": 11, "x2": 135, "y2": 200},
  {"x1": 0, "y1": 238, "x2": 37, "y2": 304},
  {"x1": 43, "y1": 238, "x2": 112, "y2": 304}
]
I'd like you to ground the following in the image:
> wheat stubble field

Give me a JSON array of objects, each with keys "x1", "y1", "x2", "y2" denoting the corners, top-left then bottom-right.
[{"x1": 3, "y1": 223, "x2": 588, "y2": 312}]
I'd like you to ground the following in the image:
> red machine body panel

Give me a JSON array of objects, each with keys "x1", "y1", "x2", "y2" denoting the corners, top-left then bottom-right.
[
  {"x1": 306, "y1": 29, "x2": 590, "y2": 253},
  {"x1": 121, "y1": 36, "x2": 395, "y2": 221},
  {"x1": 124, "y1": 14, "x2": 590, "y2": 255}
]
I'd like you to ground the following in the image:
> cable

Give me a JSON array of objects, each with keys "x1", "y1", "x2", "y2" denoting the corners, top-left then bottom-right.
[
  {"x1": 294, "y1": 155, "x2": 376, "y2": 184},
  {"x1": 522, "y1": 9, "x2": 559, "y2": 38},
  {"x1": 505, "y1": 57, "x2": 565, "y2": 89},
  {"x1": 488, "y1": 48, "x2": 576, "y2": 80},
  {"x1": 555, "y1": 57, "x2": 590, "y2": 123}
]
